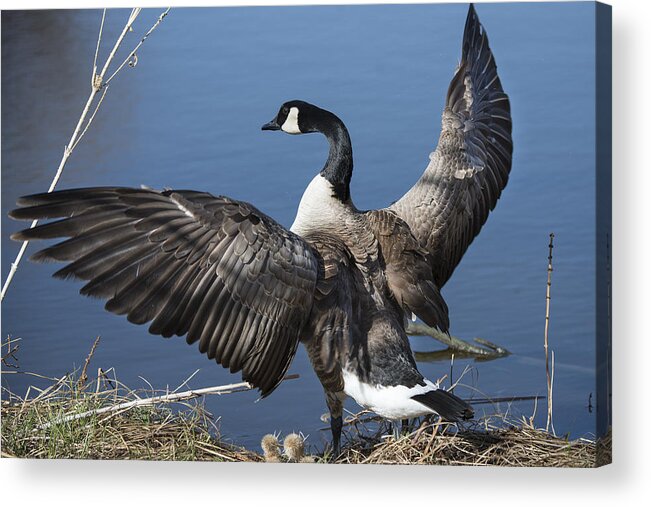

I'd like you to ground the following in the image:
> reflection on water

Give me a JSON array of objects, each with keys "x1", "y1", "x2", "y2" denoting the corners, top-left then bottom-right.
[
  {"x1": 2, "y1": 4, "x2": 599, "y2": 450},
  {"x1": 414, "y1": 349, "x2": 506, "y2": 364}
]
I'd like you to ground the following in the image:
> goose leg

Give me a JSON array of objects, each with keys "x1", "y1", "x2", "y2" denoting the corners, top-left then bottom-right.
[
  {"x1": 325, "y1": 390, "x2": 344, "y2": 459},
  {"x1": 392, "y1": 421, "x2": 401, "y2": 441},
  {"x1": 331, "y1": 415, "x2": 343, "y2": 457},
  {"x1": 391, "y1": 419, "x2": 411, "y2": 440}
]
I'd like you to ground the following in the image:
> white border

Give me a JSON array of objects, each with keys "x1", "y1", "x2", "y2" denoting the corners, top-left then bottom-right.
[{"x1": 1, "y1": 0, "x2": 648, "y2": 505}]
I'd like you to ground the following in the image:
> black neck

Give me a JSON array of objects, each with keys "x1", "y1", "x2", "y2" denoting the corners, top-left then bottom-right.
[{"x1": 316, "y1": 112, "x2": 353, "y2": 203}]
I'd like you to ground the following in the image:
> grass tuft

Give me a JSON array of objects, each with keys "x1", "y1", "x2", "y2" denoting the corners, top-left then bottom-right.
[{"x1": 1, "y1": 371, "x2": 260, "y2": 462}]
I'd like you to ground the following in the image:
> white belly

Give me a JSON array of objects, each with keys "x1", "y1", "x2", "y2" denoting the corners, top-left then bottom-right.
[{"x1": 342, "y1": 370, "x2": 439, "y2": 420}]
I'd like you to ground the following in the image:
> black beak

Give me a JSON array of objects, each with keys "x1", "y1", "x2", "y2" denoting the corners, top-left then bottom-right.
[{"x1": 261, "y1": 119, "x2": 281, "y2": 131}]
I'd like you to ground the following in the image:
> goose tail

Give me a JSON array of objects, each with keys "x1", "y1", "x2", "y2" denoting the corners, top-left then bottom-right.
[{"x1": 412, "y1": 388, "x2": 474, "y2": 422}]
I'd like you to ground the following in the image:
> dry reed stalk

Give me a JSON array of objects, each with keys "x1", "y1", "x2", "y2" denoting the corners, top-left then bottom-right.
[
  {"x1": 1, "y1": 336, "x2": 21, "y2": 369},
  {"x1": 78, "y1": 336, "x2": 101, "y2": 389},
  {"x1": 449, "y1": 353, "x2": 455, "y2": 392},
  {"x1": 1, "y1": 8, "x2": 171, "y2": 302},
  {"x1": 544, "y1": 233, "x2": 555, "y2": 434}
]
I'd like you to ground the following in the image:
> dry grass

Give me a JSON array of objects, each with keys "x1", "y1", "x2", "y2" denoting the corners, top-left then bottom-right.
[
  {"x1": 1, "y1": 368, "x2": 609, "y2": 465},
  {"x1": 1, "y1": 371, "x2": 261, "y2": 462},
  {"x1": 1, "y1": 374, "x2": 608, "y2": 465},
  {"x1": 1, "y1": 338, "x2": 608, "y2": 466},
  {"x1": 336, "y1": 415, "x2": 605, "y2": 467}
]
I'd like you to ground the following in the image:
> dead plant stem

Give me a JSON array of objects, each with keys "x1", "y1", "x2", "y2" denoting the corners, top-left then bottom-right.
[
  {"x1": 1, "y1": 8, "x2": 171, "y2": 302},
  {"x1": 37, "y1": 374, "x2": 299, "y2": 430},
  {"x1": 544, "y1": 233, "x2": 555, "y2": 434}
]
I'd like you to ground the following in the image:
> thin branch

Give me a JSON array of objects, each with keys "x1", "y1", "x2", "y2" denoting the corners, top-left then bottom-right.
[
  {"x1": 549, "y1": 350, "x2": 556, "y2": 436},
  {"x1": 449, "y1": 364, "x2": 472, "y2": 391},
  {"x1": 105, "y1": 8, "x2": 171, "y2": 85},
  {"x1": 0, "y1": 370, "x2": 61, "y2": 382},
  {"x1": 1, "y1": 8, "x2": 171, "y2": 302},
  {"x1": 468, "y1": 395, "x2": 542, "y2": 406},
  {"x1": 78, "y1": 336, "x2": 101, "y2": 390},
  {"x1": 69, "y1": 85, "x2": 109, "y2": 153},
  {"x1": 97, "y1": 8, "x2": 141, "y2": 82},
  {"x1": 37, "y1": 374, "x2": 299, "y2": 430},
  {"x1": 544, "y1": 233, "x2": 554, "y2": 433},
  {"x1": 32, "y1": 374, "x2": 70, "y2": 403},
  {"x1": 449, "y1": 353, "x2": 455, "y2": 391},
  {"x1": 172, "y1": 369, "x2": 201, "y2": 394},
  {"x1": 1, "y1": 336, "x2": 22, "y2": 369},
  {"x1": 92, "y1": 9, "x2": 106, "y2": 81}
]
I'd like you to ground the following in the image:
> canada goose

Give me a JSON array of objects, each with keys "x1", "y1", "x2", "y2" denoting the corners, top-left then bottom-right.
[{"x1": 9, "y1": 4, "x2": 511, "y2": 457}]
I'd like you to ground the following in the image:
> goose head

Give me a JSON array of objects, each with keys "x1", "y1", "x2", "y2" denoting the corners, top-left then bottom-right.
[
  {"x1": 262, "y1": 100, "x2": 354, "y2": 203},
  {"x1": 262, "y1": 100, "x2": 331, "y2": 135}
]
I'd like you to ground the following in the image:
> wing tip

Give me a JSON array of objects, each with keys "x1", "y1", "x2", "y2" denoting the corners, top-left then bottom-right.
[
  {"x1": 9, "y1": 230, "x2": 26, "y2": 241},
  {"x1": 467, "y1": 3, "x2": 477, "y2": 18},
  {"x1": 8, "y1": 206, "x2": 36, "y2": 221},
  {"x1": 9, "y1": 227, "x2": 55, "y2": 245},
  {"x1": 463, "y1": 2, "x2": 483, "y2": 53},
  {"x1": 15, "y1": 193, "x2": 47, "y2": 207}
]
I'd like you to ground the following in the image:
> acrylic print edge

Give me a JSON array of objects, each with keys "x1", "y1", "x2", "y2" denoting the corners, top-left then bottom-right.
[{"x1": 595, "y1": 0, "x2": 612, "y2": 467}]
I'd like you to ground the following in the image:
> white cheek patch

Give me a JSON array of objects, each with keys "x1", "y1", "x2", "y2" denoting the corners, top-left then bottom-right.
[{"x1": 281, "y1": 107, "x2": 301, "y2": 134}]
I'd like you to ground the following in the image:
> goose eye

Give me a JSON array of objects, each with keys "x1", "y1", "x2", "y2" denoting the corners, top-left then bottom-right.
[{"x1": 282, "y1": 107, "x2": 289, "y2": 115}]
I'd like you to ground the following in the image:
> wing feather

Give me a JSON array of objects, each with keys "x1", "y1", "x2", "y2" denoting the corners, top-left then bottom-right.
[
  {"x1": 366, "y1": 209, "x2": 449, "y2": 332},
  {"x1": 9, "y1": 186, "x2": 320, "y2": 396}
]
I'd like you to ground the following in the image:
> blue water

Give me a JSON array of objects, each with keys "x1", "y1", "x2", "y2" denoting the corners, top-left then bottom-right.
[{"x1": 2, "y1": 3, "x2": 600, "y2": 451}]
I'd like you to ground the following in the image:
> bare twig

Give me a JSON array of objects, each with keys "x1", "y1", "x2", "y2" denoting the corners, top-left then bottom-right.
[
  {"x1": 105, "y1": 8, "x2": 171, "y2": 85},
  {"x1": 549, "y1": 351, "x2": 556, "y2": 436},
  {"x1": 449, "y1": 364, "x2": 472, "y2": 391},
  {"x1": 469, "y1": 395, "x2": 542, "y2": 406},
  {"x1": 0, "y1": 370, "x2": 59, "y2": 382},
  {"x1": 78, "y1": 336, "x2": 101, "y2": 389},
  {"x1": 544, "y1": 233, "x2": 555, "y2": 434},
  {"x1": 92, "y1": 9, "x2": 106, "y2": 79},
  {"x1": 449, "y1": 353, "x2": 455, "y2": 392},
  {"x1": 2, "y1": 336, "x2": 22, "y2": 369},
  {"x1": 69, "y1": 85, "x2": 109, "y2": 152},
  {"x1": 97, "y1": 8, "x2": 141, "y2": 82},
  {"x1": 37, "y1": 374, "x2": 299, "y2": 430},
  {"x1": 1, "y1": 8, "x2": 171, "y2": 302},
  {"x1": 172, "y1": 369, "x2": 202, "y2": 394}
]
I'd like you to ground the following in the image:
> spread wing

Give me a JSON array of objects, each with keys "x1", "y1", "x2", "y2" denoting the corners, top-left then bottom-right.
[
  {"x1": 390, "y1": 4, "x2": 513, "y2": 287},
  {"x1": 10, "y1": 187, "x2": 320, "y2": 396}
]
